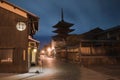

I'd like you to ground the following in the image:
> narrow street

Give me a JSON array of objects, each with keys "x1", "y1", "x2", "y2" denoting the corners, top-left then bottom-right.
[
  {"x1": 0, "y1": 56, "x2": 119, "y2": 80},
  {"x1": 28, "y1": 57, "x2": 81, "y2": 80}
]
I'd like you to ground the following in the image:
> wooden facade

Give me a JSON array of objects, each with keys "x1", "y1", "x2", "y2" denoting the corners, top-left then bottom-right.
[
  {"x1": 28, "y1": 36, "x2": 40, "y2": 66},
  {"x1": 94, "y1": 26, "x2": 120, "y2": 40},
  {"x1": 0, "y1": 1, "x2": 39, "y2": 73},
  {"x1": 53, "y1": 26, "x2": 120, "y2": 65},
  {"x1": 78, "y1": 40, "x2": 120, "y2": 65}
]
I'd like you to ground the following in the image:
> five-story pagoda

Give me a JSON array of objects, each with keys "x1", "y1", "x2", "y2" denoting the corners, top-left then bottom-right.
[
  {"x1": 52, "y1": 8, "x2": 74, "y2": 41},
  {"x1": 52, "y1": 8, "x2": 74, "y2": 60}
]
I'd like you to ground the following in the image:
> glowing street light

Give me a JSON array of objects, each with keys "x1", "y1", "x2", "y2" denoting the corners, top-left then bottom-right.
[
  {"x1": 47, "y1": 47, "x2": 51, "y2": 52},
  {"x1": 47, "y1": 47, "x2": 51, "y2": 57},
  {"x1": 33, "y1": 48, "x2": 37, "y2": 53},
  {"x1": 41, "y1": 50, "x2": 45, "y2": 54}
]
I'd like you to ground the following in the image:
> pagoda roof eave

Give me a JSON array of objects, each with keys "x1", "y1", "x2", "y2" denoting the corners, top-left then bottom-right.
[
  {"x1": 53, "y1": 21, "x2": 74, "y2": 28},
  {"x1": 53, "y1": 29, "x2": 75, "y2": 33}
]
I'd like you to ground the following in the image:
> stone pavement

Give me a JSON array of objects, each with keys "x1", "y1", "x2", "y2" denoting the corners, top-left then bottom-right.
[
  {"x1": 0, "y1": 66, "x2": 119, "y2": 80},
  {"x1": 0, "y1": 58, "x2": 119, "y2": 80},
  {"x1": 80, "y1": 66, "x2": 119, "y2": 80},
  {"x1": 86, "y1": 64, "x2": 120, "y2": 79}
]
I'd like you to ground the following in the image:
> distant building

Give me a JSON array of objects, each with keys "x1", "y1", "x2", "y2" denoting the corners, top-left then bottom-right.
[
  {"x1": 94, "y1": 25, "x2": 120, "y2": 40},
  {"x1": 79, "y1": 27, "x2": 104, "y2": 40},
  {"x1": 52, "y1": 25, "x2": 120, "y2": 65},
  {"x1": 0, "y1": 0, "x2": 40, "y2": 73},
  {"x1": 78, "y1": 26, "x2": 120, "y2": 65}
]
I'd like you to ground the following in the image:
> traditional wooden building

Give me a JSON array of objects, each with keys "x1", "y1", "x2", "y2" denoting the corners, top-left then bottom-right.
[
  {"x1": 73, "y1": 26, "x2": 120, "y2": 65},
  {"x1": 53, "y1": 26, "x2": 120, "y2": 65},
  {"x1": 28, "y1": 36, "x2": 40, "y2": 66},
  {"x1": 78, "y1": 27, "x2": 104, "y2": 40},
  {"x1": 94, "y1": 25, "x2": 120, "y2": 40},
  {"x1": 0, "y1": 0, "x2": 39, "y2": 73}
]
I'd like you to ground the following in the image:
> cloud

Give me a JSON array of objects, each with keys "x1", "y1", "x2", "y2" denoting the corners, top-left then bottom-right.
[{"x1": 8, "y1": 0, "x2": 120, "y2": 48}]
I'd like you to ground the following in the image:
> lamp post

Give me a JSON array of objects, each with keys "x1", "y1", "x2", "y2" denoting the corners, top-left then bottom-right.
[
  {"x1": 47, "y1": 47, "x2": 51, "y2": 57},
  {"x1": 41, "y1": 50, "x2": 45, "y2": 54}
]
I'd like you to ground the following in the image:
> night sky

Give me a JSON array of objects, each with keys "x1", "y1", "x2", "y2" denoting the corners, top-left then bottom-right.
[{"x1": 8, "y1": 0, "x2": 120, "y2": 49}]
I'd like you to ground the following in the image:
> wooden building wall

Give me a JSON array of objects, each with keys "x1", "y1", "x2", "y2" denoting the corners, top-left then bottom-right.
[
  {"x1": 62, "y1": 40, "x2": 120, "y2": 65},
  {"x1": 0, "y1": 7, "x2": 28, "y2": 73},
  {"x1": 80, "y1": 41, "x2": 119, "y2": 64}
]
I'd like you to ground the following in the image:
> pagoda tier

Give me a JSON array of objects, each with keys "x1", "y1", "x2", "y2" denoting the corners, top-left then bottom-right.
[
  {"x1": 52, "y1": 8, "x2": 74, "y2": 41},
  {"x1": 52, "y1": 34, "x2": 69, "y2": 41},
  {"x1": 52, "y1": 20, "x2": 74, "y2": 35},
  {"x1": 53, "y1": 20, "x2": 74, "y2": 28},
  {"x1": 53, "y1": 28, "x2": 74, "y2": 33}
]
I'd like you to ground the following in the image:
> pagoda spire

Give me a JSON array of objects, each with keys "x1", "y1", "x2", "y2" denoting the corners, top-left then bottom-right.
[
  {"x1": 52, "y1": 8, "x2": 74, "y2": 41},
  {"x1": 61, "y1": 8, "x2": 64, "y2": 21}
]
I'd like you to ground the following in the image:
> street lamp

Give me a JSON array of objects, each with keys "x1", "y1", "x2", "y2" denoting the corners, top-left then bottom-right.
[
  {"x1": 41, "y1": 50, "x2": 45, "y2": 54},
  {"x1": 47, "y1": 47, "x2": 51, "y2": 57},
  {"x1": 33, "y1": 48, "x2": 37, "y2": 53},
  {"x1": 47, "y1": 48, "x2": 51, "y2": 52}
]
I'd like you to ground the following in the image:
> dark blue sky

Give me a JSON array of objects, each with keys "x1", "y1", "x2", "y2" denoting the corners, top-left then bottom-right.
[{"x1": 8, "y1": 0, "x2": 120, "y2": 48}]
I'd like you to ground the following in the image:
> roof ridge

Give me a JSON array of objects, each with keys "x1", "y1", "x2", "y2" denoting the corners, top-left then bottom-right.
[{"x1": 1, "y1": 0, "x2": 39, "y2": 18}]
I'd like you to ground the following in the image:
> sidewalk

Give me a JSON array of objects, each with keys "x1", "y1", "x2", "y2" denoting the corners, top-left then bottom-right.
[{"x1": 0, "y1": 67, "x2": 39, "y2": 80}]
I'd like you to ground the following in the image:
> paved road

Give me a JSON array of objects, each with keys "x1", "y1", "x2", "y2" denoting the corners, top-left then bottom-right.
[
  {"x1": 25, "y1": 57, "x2": 119, "y2": 80},
  {"x1": 0, "y1": 57, "x2": 119, "y2": 80},
  {"x1": 28, "y1": 57, "x2": 81, "y2": 80},
  {"x1": 86, "y1": 64, "x2": 120, "y2": 79}
]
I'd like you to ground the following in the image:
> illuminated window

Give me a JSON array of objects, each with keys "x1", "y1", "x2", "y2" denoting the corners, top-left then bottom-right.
[
  {"x1": 28, "y1": 42, "x2": 36, "y2": 47},
  {"x1": 23, "y1": 50, "x2": 26, "y2": 61},
  {"x1": 0, "y1": 49, "x2": 13, "y2": 63}
]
